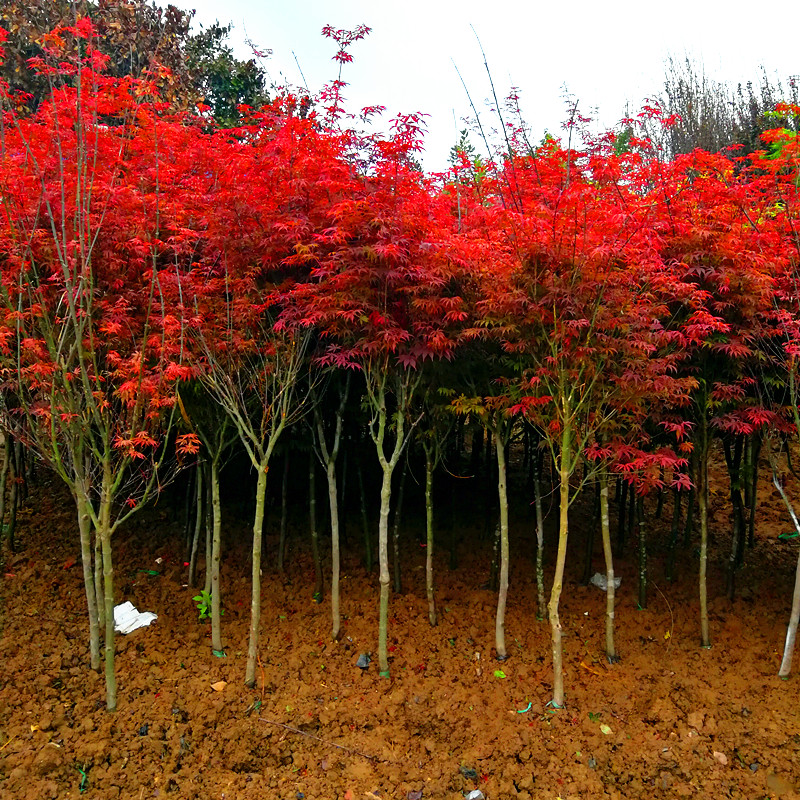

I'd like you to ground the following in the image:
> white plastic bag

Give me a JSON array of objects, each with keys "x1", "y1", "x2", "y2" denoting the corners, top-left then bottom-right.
[
  {"x1": 590, "y1": 572, "x2": 622, "y2": 591},
  {"x1": 113, "y1": 601, "x2": 158, "y2": 634}
]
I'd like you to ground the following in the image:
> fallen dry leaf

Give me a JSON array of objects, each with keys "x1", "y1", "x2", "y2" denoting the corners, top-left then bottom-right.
[
  {"x1": 712, "y1": 751, "x2": 727, "y2": 766},
  {"x1": 210, "y1": 681, "x2": 227, "y2": 692}
]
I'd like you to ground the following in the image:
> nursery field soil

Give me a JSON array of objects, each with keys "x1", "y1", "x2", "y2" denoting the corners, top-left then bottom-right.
[{"x1": 2, "y1": 468, "x2": 800, "y2": 800}]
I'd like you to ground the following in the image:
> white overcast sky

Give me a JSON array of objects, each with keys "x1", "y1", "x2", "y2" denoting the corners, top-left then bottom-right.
[{"x1": 171, "y1": 0, "x2": 799, "y2": 171}]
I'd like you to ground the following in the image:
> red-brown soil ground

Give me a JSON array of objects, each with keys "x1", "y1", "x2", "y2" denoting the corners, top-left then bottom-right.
[{"x1": 2, "y1": 463, "x2": 800, "y2": 800}]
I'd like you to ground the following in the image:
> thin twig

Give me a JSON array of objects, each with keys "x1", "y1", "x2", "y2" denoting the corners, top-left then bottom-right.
[{"x1": 258, "y1": 718, "x2": 378, "y2": 761}]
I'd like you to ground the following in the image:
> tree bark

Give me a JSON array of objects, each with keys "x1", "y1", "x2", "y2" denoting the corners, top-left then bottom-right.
[
  {"x1": 6, "y1": 446, "x2": 18, "y2": 553},
  {"x1": 548, "y1": 424, "x2": 572, "y2": 708},
  {"x1": 245, "y1": 463, "x2": 268, "y2": 686},
  {"x1": 495, "y1": 428, "x2": 509, "y2": 660},
  {"x1": 747, "y1": 432, "x2": 762, "y2": 549},
  {"x1": 314, "y1": 381, "x2": 348, "y2": 642},
  {"x1": 771, "y1": 470, "x2": 800, "y2": 678},
  {"x1": 637, "y1": 496, "x2": 647, "y2": 610},
  {"x1": 533, "y1": 448, "x2": 547, "y2": 621},
  {"x1": 698, "y1": 414, "x2": 711, "y2": 648},
  {"x1": 779, "y1": 546, "x2": 800, "y2": 678},
  {"x1": 278, "y1": 450, "x2": 290, "y2": 572},
  {"x1": 666, "y1": 490, "x2": 681, "y2": 582},
  {"x1": 599, "y1": 471, "x2": 617, "y2": 662},
  {"x1": 377, "y1": 463, "x2": 392, "y2": 676},
  {"x1": 99, "y1": 461, "x2": 116, "y2": 711},
  {"x1": 76, "y1": 487, "x2": 101, "y2": 671},
  {"x1": 357, "y1": 460, "x2": 372, "y2": 573},
  {"x1": 424, "y1": 445, "x2": 437, "y2": 627},
  {"x1": 0, "y1": 433, "x2": 9, "y2": 552},
  {"x1": 328, "y1": 455, "x2": 342, "y2": 640},
  {"x1": 210, "y1": 458, "x2": 223, "y2": 654},
  {"x1": 724, "y1": 435, "x2": 745, "y2": 600},
  {"x1": 392, "y1": 457, "x2": 409, "y2": 594},
  {"x1": 310, "y1": 452, "x2": 323, "y2": 602},
  {"x1": 188, "y1": 462, "x2": 203, "y2": 588}
]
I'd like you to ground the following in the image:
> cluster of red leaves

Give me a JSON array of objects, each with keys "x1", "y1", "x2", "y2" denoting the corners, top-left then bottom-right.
[{"x1": 1, "y1": 20, "x2": 800, "y2": 490}]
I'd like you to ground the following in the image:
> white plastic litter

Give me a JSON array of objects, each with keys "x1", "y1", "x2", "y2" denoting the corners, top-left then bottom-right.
[
  {"x1": 113, "y1": 601, "x2": 158, "y2": 634},
  {"x1": 590, "y1": 572, "x2": 622, "y2": 591}
]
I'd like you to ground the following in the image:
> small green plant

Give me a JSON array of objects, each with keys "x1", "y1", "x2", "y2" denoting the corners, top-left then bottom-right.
[{"x1": 192, "y1": 589, "x2": 222, "y2": 620}]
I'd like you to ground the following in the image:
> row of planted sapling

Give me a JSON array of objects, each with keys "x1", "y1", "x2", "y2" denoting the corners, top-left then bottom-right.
[
  {"x1": 3, "y1": 18, "x2": 800, "y2": 714},
  {"x1": 0, "y1": 386, "x2": 788, "y2": 690}
]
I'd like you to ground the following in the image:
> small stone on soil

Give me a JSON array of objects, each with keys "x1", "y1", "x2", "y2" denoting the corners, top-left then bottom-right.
[{"x1": 356, "y1": 653, "x2": 371, "y2": 669}]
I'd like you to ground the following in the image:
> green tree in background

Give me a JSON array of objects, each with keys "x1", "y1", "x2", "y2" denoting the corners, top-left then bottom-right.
[{"x1": 0, "y1": 0, "x2": 267, "y2": 124}]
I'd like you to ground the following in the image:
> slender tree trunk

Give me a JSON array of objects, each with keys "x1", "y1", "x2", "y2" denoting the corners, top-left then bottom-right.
[
  {"x1": 698, "y1": 415, "x2": 711, "y2": 648},
  {"x1": 377, "y1": 464, "x2": 393, "y2": 676},
  {"x1": 489, "y1": 521, "x2": 501, "y2": 592},
  {"x1": 533, "y1": 448, "x2": 547, "y2": 621},
  {"x1": 666, "y1": 490, "x2": 681, "y2": 582},
  {"x1": 449, "y1": 476, "x2": 458, "y2": 570},
  {"x1": 99, "y1": 461, "x2": 116, "y2": 711},
  {"x1": 6, "y1": 447, "x2": 18, "y2": 553},
  {"x1": 339, "y1": 445, "x2": 349, "y2": 548},
  {"x1": 683, "y1": 449, "x2": 697, "y2": 549},
  {"x1": 100, "y1": 527, "x2": 116, "y2": 710},
  {"x1": 328, "y1": 456, "x2": 342, "y2": 640},
  {"x1": 210, "y1": 458, "x2": 223, "y2": 654},
  {"x1": 779, "y1": 546, "x2": 800, "y2": 678},
  {"x1": 76, "y1": 488, "x2": 100, "y2": 671},
  {"x1": 747, "y1": 432, "x2": 762, "y2": 549},
  {"x1": 483, "y1": 434, "x2": 496, "y2": 542},
  {"x1": 470, "y1": 424, "x2": 484, "y2": 476},
  {"x1": 655, "y1": 479, "x2": 665, "y2": 520},
  {"x1": 203, "y1": 462, "x2": 213, "y2": 597},
  {"x1": 495, "y1": 429, "x2": 509, "y2": 661},
  {"x1": 278, "y1": 451, "x2": 290, "y2": 572},
  {"x1": 637, "y1": 496, "x2": 647, "y2": 610},
  {"x1": 314, "y1": 382, "x2": 348, "y2": 642},
  {"x1": 94, "y1": 528, "x2": 104, "y2": 632},
  {"x1": 549, "y1": 425, "x2": 572, "y2": 708},
  {"x1": 245, "y1": 463, "x2": 268, "y2": 686},
  {"x1": 188, "y1": 462, "x2": 204, "y2": 588},
  {"x1": 14, "y1": 440, "x2": 25, "y2": 504},
  {"x1": 392, "y1": 457, "x2": 409, "y2": 594},
  {"x1": 725, "y1": 435, "x2": 745, "y2": 600},
  {"x1": 771, "y1": 470, "x2": 800, "y2": 677},
  {"x1": 424, "y1": 446, "x2": 437, "y2": 627},
  {"x1": 617, "y1": 479, "x2": 627, "y2": 551},
  {"x1": 183, "y1": 466, "x2": 196, "y2": 562},
  {"x1": 627, "y1": 484, "x2": 636, "y2": 542},
  {"x1": 310, "y1": 453, "x2": 323, "y2": 602},
  {"x1": 358, "y1": 460, "x2": 372, "y2": 573},
  {"x1": 581, "y1": 483, "x2": 598, "y2": 585},
  {"x1": 0, "y1": 433, "x2": 9, "y2": 551},
  {"x1": 599, "y1": 471, "x2": 617, "y2": 662}
]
